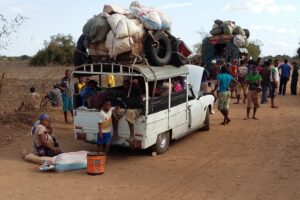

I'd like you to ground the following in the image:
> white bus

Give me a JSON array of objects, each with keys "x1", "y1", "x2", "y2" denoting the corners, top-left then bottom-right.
[{"x1": 72, "y1": 63, "x2": 215, "y2": 154}]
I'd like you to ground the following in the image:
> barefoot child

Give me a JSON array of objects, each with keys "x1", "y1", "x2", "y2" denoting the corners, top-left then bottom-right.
[{"x1": 97, "y1": 99, "x2": 114, "y2": 153}]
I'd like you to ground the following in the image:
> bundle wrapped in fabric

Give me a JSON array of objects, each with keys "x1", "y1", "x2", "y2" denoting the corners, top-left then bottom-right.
[
  {"x1": 223, "y1": 25, "x2": 233, "y2": 35},
  {"x1": 233, "y1": 34, "x2": 248, "y2": 48},
  {"x1": 210, "y1": 28, "x2": 222, "y2": 35},
  {"x1": 233, "y1": 25, "x2": 246, "y2": 37},
  {"x1": 105, "y1": 30, "x2": 134, "y2": 58},
  {"x1": 107, "y1": 14, "x2": 141, "y2": 38},
  {"x1": 82, "y1": 1, "x2": 171, "y2": 59},
  {"x1": 88, "y1": 42, "x2": 109, "y2": 56},
  {"x1": 210, "y1": 19, "x2": 248, "y2": 37},
  {"x1": 209, "y1": 19, "x2": 249, "y2": 48},
  {"x1": 130, "y1": 6, "x2": 171, "y2": 31},
  {"x1": 83, "y1": 13, "x2": 111, "y2": 47}
]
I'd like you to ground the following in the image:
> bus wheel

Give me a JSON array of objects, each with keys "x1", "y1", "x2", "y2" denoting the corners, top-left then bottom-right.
[
  {"x1": 152, "y1": 131, "x2": 170, "y2": 154},
  {"x1": 202, "y1": 109, "x2": 210, "y2": 131}
]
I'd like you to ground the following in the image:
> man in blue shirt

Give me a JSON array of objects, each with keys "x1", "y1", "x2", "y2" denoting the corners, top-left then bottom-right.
[
  {"x1": 212, "y1": 66, "x2": 238, "y2": 125},
  {"x1": 80, "y1": 79, "x2": 98, "y2": 107},
  {"x1": 278, "y1": 59, "x2": 291, "y2": 95}
]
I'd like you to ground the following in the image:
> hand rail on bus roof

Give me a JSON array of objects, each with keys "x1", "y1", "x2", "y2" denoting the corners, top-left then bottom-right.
[{"x1": 72, "y1": 62, "x2": 143, "y2": 77}]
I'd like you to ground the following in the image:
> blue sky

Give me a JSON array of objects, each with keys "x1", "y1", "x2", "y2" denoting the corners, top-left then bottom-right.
[{"x1": 0, "y1": 0, "x2": 299, "y2": 57}]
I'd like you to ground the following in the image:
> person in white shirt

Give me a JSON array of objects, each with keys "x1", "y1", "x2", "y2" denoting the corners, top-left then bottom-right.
[
  {"x1": 270, "y1": 59, "x2": 280, "y2": 108},
  {"x1": 97, "y1": 99, "x2": 114, "y2": 153}
]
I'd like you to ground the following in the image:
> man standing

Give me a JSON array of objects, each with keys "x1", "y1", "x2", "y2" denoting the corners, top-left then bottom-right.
[
  {"x1": 212, "y1": 66, "x2": 237, "y2": 125},
  {"x1": 278, "y1": 59, "x2": 291, "y2": 95},
  {"x1": 59, "y1": 69, "x2": 73, "y2": 123},
  {"x1": 270, "y1": 59, "x2": 280, "y2": 108},
  {"x1": 290, "y1": 61, "x2": 299, "y2": 95},
  {"x1": 260, "y1": 60, "x2": 271, "y2": 104}
]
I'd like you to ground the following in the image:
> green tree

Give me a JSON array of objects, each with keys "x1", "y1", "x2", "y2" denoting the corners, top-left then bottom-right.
[
  {"x1": 30, "y1": 34, "x2": 75, "y2": 66},
  {"x1": 246, "y1": 39, "x2": 262, "y2": 60},
  {"x1": 297, "y1": 46, "x2": 300, "y2": 58},
  {"x1": 0, "y1": 14, "x2": 27, "y2": 50}
]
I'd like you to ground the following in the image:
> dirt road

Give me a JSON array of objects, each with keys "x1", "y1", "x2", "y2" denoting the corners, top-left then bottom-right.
[{"x1": 0, "y1": 65, "x2": 299, "y2": 200}]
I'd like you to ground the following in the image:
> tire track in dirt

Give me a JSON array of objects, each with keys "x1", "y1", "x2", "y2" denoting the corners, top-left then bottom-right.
[{"x1": 132, "y1": 128, "x2": 233, "y2": 200}]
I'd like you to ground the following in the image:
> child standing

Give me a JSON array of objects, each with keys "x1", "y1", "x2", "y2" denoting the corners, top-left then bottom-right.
[{"x1": 97, "y1": 99, "x2": 114, "y2": 153}]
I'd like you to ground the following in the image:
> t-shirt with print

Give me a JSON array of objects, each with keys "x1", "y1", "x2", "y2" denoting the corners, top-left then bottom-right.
[
  {"x1": 216, "y1": 73, "x2": 233, "y2": 93},
  {"x1": 98, "y1": 107, "x2": 114, "y2": 133}
]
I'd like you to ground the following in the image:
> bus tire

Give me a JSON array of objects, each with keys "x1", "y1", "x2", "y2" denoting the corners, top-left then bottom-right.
[
  {"x1": 202, "y1": 109, "x2": 210, "y2": 131},
  {"x1": 152, "y1": 131, "x2": 170, "y2": 154}
]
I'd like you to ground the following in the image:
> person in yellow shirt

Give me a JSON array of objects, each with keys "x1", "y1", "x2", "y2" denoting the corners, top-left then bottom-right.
[
  {"x1": 107, "y1": 74, "x2": 115, "y2": 88},
  {"x1": 74, "y1": 76, "x2": 86, "y2": 108}
]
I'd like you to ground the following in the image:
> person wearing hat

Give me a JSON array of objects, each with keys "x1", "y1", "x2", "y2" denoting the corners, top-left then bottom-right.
[{"x1": 32, "y1": 113, "x2": 63, "y2": 157}]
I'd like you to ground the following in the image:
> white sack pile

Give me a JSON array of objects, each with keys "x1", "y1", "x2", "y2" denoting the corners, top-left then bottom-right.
[{"x1": 82, "y1": 1, "x2": 171, "y2": 58}]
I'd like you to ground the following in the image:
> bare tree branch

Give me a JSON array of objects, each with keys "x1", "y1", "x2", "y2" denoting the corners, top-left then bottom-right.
[{"x1": 0, "y1": 14, "x2": 28, "y2": 50}]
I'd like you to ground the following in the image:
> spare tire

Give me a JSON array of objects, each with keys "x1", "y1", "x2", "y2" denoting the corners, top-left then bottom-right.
[
  {"x1": 243, "y1": 29, "x2": 250, "y2": 38},
  {"x1": 170, "y1": 40, "x2": 189, "y2": 67},
  {"x1": 144, "y1": 31, "x2": 172, "y2": 66}
]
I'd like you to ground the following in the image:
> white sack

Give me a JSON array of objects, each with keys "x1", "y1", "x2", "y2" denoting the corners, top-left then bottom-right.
[
  {"x1": 140, "y1": 10, "x2": 161, "y2": 30},
  {"x1": 107, "y1": 14, "x2": 140, "y2": 38},
  {"x1": 42, "y1": 151, "x2": 89, "y2": 172},
  {"x1": 131, "y1": 6, "x2": 171, "y2": 30},
  {"x1": 158, "y1": 12, "x2": 171, "y2": 30},
  {"x1": 131, "y1": 18, "x2": 145, "y2": 37},
  {"x1": 105, "y1": 30, "x2": 134, "y2": 57},
  {"x1": 233, "y1": 34, "x2": 247, "y2": 48}
]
